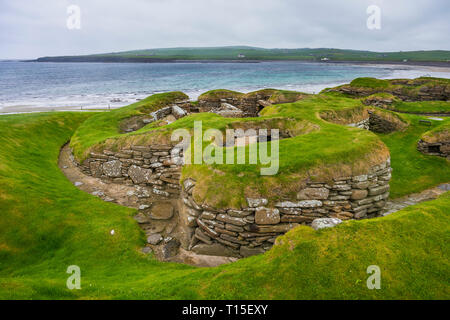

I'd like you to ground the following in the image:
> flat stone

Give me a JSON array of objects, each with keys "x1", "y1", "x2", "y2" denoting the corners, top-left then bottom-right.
[
  {"x1": 311, "y1": 218, "x2": 342, "y2": 230},
  {"x1": 275, "y1": 200, "x2": 322, "y2": 208},
  {"x1": 103, "y1": 160, "x2": 122, "y2": 178},
  {"x1": 246, "y1": 198, "x2": 268, "y2": 207},
  {"x1": 255, "y1": 207, "x2": 280, "y2": 225},
  {"x1": 149, "y1": 202, "x2": 174, "y2": 220},
  {"x1": 128, "y1": 165, "x2": 152, "y2": 184},
  {"x1": 240, "y1": 246, "x2": 265, "y2": 258},
  {"x1": 352, "y1": 174, "x2": 368, "y2": 182},
  {"x1": 147, "y1": 233, "x2": 163, "y2": 245},
  {"x1": 369, "y1": 185, "x2": 390, "y2": 196},
  {"x1": 216, "y1": 214, "x2": 246, "y2": 226},
  {"x1": 191, "y1": 243, "x2": 238, "y2": 257},
  {"x1": 351, "y1": 189, "x2": 368, "y2": 200},
  {"x1": 252, "y1": 223, "x2": 299, "y2": 233},
  {"x1": 297, "y1": 187, "x2": 329, "y2": 200}
]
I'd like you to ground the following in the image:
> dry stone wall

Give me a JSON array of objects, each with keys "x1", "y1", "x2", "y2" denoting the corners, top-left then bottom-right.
[
  {"x1": 181, "y1": 159, "x2": 392, "y2": 258},
  {"x1": 417, "y1": 140, "x2": 450, "y2": 159},
  {"x1": 79, "y1": 145, "x2": 183, "y2": 198}
]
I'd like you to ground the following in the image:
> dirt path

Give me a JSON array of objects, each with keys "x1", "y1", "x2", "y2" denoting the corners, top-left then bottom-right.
[
  {"x1": 382, "y1": 183, "x2": 450, "y2": 216},
  {"x1": 59, "y1": 143, "x2": 237, "y2": 267}
]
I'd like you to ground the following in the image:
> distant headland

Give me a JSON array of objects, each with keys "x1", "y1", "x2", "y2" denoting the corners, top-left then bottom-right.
[{"x1": 31, "y1": 46, "x2": 450, "y2": 67}]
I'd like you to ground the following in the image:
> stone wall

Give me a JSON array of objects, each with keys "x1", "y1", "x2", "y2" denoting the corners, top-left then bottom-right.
[
  {"x1": 181, "y1": 159, "x2": 391, "y2": 258},
  {"x1": 78, "y1": 145, "x2": 183, "y2": 198},
  {"x1": 197, "y1": 94, "x2": 272, "y2": 117},
  {"x1": 347, "y1": 112, "x2": 405, "y2": 133},
  {"x1": 417, "y1": 140, "x2": 450, "y2": 159}
]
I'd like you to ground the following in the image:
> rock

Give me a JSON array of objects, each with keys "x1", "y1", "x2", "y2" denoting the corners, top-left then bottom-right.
[
  {"x1": 297, "y1": 188, "x2": 329, "y2": 200},
  {"x1": 89, "y1": 161, "x2": 103, "y2": 177},
  {"x1": 246, "y1": 198, "x2": 268, "y2": 207},
  {"x1": 311, "y1": 218, "x2": 342, "y2": 230},
  {"x1": 161, "y1": 237, "x2": 180, "y2": 259},
  {"x1": 275, "y1": 200, "x2": 322, "y2": 208},
  {"x1": 191, "y1": 243, "x2": 238, "y2": 257},
  {"x1": 74, "y1": 181, "x2": 83, "y2": 187},
  {"x1": 183, "y1": 178, "x2": 196, "y2": 192},
  {"x1": 352, "y1": 174, "x2": 368, "y2": 182},
  {"x1": 255, "y1": 207, "x2": 280, "y2": 225},
  {"x1": 172, "y1": 105, "x2": 187, "y2": 118},
  {"x1": 141, "y1": 246, "x2": 152, "y2": 254},
  {"x1": 351, "y1": 189, "x2": 368, "y2": 200},
  {"x1": 128, "y1": 165, "x2": 152, "y2": 184},
  {"x1": 369, "y1": 185, "x2": 390, "y2": 196},
  {"x1": 251, "y1": 223, "x2": 299, "y2": 233},
  {"x1": 280, "y1": 215, "x2": 313, "y2": 223},
  {"x1": 139, "y1": 204, "x2": 150, "y2": 210},
  {"x1": 149, "y1": 202, "x2": 174, "y2": 220},
  {"x1": 103, "y1": 160, "x2": 122, "y2": 178},
  {"x1": 147, "y1": 233, "x2": 163, "y2": 245},
  {"x1": 216, "y1": 214, "x2": 246, "y2": 226},
  {"x1": 240, "y1": 246, "x2": 265, "y2": 257}
]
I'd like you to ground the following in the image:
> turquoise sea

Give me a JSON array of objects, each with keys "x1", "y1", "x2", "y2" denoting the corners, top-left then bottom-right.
[{"x1": 1, "y1": 61, "x2": 449, "y2": 112}]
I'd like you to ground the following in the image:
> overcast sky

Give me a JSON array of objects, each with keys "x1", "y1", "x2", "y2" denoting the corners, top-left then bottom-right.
[{"x1": 0, "y1": 0, "x2": 449, "y2": 59}]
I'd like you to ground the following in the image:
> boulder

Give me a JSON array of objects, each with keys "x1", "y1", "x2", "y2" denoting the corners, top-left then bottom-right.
[{"x1": 311, "y1": 218, "x2": 342, "y2": 230}]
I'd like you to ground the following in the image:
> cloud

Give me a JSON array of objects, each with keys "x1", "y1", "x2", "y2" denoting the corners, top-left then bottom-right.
[{"x1": 0, "y1": 0, "x2": 449, "y2": 59}]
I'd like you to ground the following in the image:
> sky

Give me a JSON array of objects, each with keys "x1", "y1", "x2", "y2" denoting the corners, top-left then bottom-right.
[{"x1": 0, "y1": 0, "x2": 449, "y2": 59}]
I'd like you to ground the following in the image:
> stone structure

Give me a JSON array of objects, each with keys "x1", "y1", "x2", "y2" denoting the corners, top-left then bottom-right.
[
  {"x1": 180, "y1": 159, "x2": 391, "y2": 258},
  {"x1": 417, "y1": 140, "x2": 450, "y2": 159},
  {"x1": 76, "y1": 142, "x2": 392, "y2": 259},
  {"x1": 79, "y1": 144, "x2": 183, "y2": 198}
]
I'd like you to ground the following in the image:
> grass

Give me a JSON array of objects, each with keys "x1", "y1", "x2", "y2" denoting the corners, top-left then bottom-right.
[
  {"x1": 392, "y1": 101, "x2": 450, "y2": 114},
  {"x1": 376, "y1": 114, "x2": 450, "y2": 198},
  {"x1": 0, "y1": 111, "x2": 449, "y2": 299}
]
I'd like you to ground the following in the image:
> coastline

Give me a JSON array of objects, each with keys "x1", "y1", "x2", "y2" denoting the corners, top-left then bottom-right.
[{"x1": 1, "y1": 62, "x2": 449, "y2": 115}]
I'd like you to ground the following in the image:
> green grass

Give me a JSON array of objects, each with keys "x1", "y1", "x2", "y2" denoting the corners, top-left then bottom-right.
[
  {"x1": 376, "y1": 114, "x2": 450, "y2": 198},
  {"x1": 0, "y1": 112, "x2": 449, "y2": 299},
  {"x1": 392, "y1": 101, "x2": 450, "y2": 114}
]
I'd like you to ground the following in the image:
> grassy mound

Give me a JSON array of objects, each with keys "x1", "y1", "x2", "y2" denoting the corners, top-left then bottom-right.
[
  {"x1": 327, "y1": 77, "x2": 450, "y2": 102},
  {"x1": 71, "y1": 93, "x2": 390, "y2": 208},
  {"x1": 421, "y1": 122, "x2": 450, "y2": 143},
  {"x1": 0, "y1": 112, "x2": 449, "y2": 299},
  {"x1": 377, "y1": 114, "x2": 450, "y2": 197},
  {"x1": 70, "y1": 91, "x2": 188, "y2": 161}
]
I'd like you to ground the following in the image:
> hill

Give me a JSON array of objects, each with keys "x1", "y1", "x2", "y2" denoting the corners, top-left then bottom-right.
[{"x1": 34, "y1": 46, "x2": 450, "y2": 65}]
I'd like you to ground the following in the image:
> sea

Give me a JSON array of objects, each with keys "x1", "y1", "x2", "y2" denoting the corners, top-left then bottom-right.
[{"x1": 1, "y1": 61, "x2": 449, "y2": 113}]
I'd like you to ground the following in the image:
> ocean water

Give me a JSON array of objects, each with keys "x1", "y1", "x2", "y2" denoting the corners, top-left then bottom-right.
[{"x1": 1, "y1": 61, "x2": 449, "y2": 112}]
